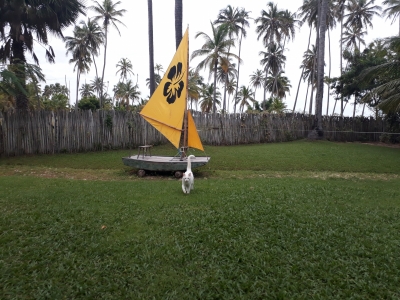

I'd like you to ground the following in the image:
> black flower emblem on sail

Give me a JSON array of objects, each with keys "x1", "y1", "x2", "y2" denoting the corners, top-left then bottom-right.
[{"x1": 163, "y1": 62, "x2": 185, "y2": 104}]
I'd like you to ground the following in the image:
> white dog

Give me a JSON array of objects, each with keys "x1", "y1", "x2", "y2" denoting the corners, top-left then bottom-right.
[{"x1": 182, "y1": 155, "x2": 195, "y2": 194}]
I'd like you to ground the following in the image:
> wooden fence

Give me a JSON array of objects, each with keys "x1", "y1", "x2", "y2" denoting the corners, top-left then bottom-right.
[{"x1": 0, "y1": 110, "x2": 391, "y2": 157}]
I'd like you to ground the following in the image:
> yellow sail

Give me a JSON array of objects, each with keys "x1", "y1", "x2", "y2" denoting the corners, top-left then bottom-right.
[
  {"x1": 187, "y1": 111, "x2": 204, "y2": 151},
  {"x1": 140, "y1": 29, "x2": 189, "y2": 149}
]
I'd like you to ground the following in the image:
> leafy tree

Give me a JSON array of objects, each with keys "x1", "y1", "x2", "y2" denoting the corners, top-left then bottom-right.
[
  {"x1": 0, "y1": 0, "x2": 85, "y2": 110},
  {"x1": 78, "y1": 95, "x2": 100, "y2": 110},
  {"x1": 359, "y1": 36, "x2": 400, "y2": 114},
  {"x1": 268, "y1": 97, "x2": 287, "y2": 114},
  {"x1": 42, "y1": 94, "x2": 69, "y2": 111}
]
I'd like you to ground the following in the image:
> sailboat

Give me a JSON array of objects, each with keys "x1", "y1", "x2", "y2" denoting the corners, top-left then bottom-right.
[{"x1": 122, "y1": 29, "x2": 210, "y2": 177}]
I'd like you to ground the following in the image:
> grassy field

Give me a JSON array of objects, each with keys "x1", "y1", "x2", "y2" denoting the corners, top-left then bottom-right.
[{"x1": 1, "y1": 140, "x2": 400, "y2": 299}]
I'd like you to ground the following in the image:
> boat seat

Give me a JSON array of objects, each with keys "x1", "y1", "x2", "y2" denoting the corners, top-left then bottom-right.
[{"x1": 137, "y1": 145, "x2": 153, "y2": 158}]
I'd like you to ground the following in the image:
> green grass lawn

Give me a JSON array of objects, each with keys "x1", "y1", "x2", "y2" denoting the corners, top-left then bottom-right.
[{"x1": 1, "y1": 140, "x2": 400, "y2": 299}]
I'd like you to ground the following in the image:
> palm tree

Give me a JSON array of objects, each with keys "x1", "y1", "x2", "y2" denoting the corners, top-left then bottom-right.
[
  {"x1": 116, "y1": 58, "x2": 134, "y2": 83},
  {"x1": 211, "y1": 57, "x2": 238, "y2": 112},
  {"x1": 154, "y1": 64, "x2": 164, "y2": 77},
  {"x1": 191, "y1": 22, "x2": 238, "y2": 113},
  {"x1": 147, "y1": 0, "x2": 156, "y2": 96},
  {"x1": 344, "y1": 0, "x2": 382, "y2": 33},
  {"x1": 281, "y1": 9, "x2": 302, "y2": 48},
  {"x1": 334, "y1": 0, "x2": 348, "y2": 117},
  {"x1": 90, "y1": 76, "x2": 105, "y2": 98},
  {"x1": 113, "y1": 80, "x2": 141, "y2": 109},
  {"x1": 78, "y1": 18, "x2": 104, "y2": 80},
  {"x1": 91, "y1": 0, "x2": 126, "y2": 107},
  {"x1": 259, "y1": 42, "x2": 286, "y2": 100},
  {"x1": 264, "y1": 71, "x2": 291, "y2": 99},
  {"x1": 199, "y1": 83, "x2": 221, "y2": 113},
  {"x1": 383, "y1": 0, "x2": 400, "y2": 35},
  {"x1": 268, "y1": 97, "x2": 288, "y2": 113},
  {"x1": 236, "y1": 86, "x2": 255, "y2": 112},
  {"x1": 342, "y1": 26, "x2": 367, "y2": 50},
  {"x1": 175, "y1": 0, "x2": 183, "y2": 49},
  {"x1": 188, "y1": 69, "x2": 204, "y2": 110},
  {"x1": 226, "y1": 78, "x2": 237, "y2": 112},
  {"x1": 80, "y1": 83, "x2": 94, "y2": 98},
  {"x1": 0, "y1": 0, "x2": 85, "y2": 110},
  {"x1": 65, "y1": 25, "x2": 92, "y2": 108},
  {"x1": 255, "y1": 2, "x2": 287, "y2": 46},
  {"x1": 214, "y1": 5, "x2": 251, "y2": 113},
  {"x1": 249, "y1": 69, "x2": 265, "y2": 105}
]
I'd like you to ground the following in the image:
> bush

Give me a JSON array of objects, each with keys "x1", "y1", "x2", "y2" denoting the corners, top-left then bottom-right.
[{"x1": 78, "y1": 96, "x2": 100, "y2": 111}]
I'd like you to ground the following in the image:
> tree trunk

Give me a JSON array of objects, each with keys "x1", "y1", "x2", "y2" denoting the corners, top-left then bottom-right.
[
  {"x1": 175, "y1": 0, "x2": 183, "y2": 50},
  {"x1": 100, "y1": 27, "x2": 108, "y2": 108},
  {"x1": 315, "y1": 0, "x2": 328, "y2": 136},
  {"x1": 75, "y1": 71, "x2": 80, "y2": 110},
  {"x1": 233, "y1": 32, "x2": 244, "y2": 114},
  {"x1": 148, "y1": 0, "x2": 156, "y2": 96},
  {"x1": 326, "y1": 28, "x2": 331, "y2": 116},
  {"x1": 11, "y1": 40, "x2": 28, "y2": 110},
  {"x1": 293, "y1": 27, "x2": 312, "y2": 113},
  {"x1": 303, "y1": 80, "x2": 310, "y2": 114},
  {"x1": 213, "y1": 61, "x2": 218, "y2": 113},
  {"x1": 223, "y1": 74, "x2": 228, "y2": 113},
  {"x1": 340, "y1": 15, "x2": 344, "y2": 117}
]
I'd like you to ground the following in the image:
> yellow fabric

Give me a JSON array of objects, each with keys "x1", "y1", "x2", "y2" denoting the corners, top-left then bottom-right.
[
  {"x1": 140, "y1": 29, "x2": 189, "y2": 149},
  {"x1": 187, "y1": 111, "x2": 204, "y2": 151}
]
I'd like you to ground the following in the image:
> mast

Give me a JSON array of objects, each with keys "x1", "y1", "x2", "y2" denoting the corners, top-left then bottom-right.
[{"x1": 182, "y1": 26, "x2": 189, "y2": 152}]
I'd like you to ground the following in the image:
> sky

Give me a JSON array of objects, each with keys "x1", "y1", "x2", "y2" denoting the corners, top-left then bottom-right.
[{"x1": 33, "y1": 0, "x2": 398, "y2": 116}]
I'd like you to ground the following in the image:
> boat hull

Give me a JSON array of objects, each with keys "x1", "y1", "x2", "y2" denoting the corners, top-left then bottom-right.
[{"x1": 122, "y1": 155, "x2": 210, "y2": 171}]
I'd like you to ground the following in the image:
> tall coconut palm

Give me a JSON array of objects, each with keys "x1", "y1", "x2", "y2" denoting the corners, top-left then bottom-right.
[
  {"x1": 214, "y1": 5, "x2": 250, "y2": 113},
  {"x1": 91, "y1": 0, "x2": 126, "y2": 107},
  {"x1": 255, "y1": 2, "x2": 287, "y2": 46},
  {"x1": 211, "y1": 57, "x2": 238, "y2": 112},
  {"x1": 175, "y1": 0, "x2": 183, "y2": 49},
  {"x1": 259, "y1": 42, "x2": 286, "y2": 100},
  {"x1": 236, "y1": 86, "x2": 255, "y2": 112},
  {"x1": 334, "y1": 0, "x2": 348, "y2": 117},
  {"x1": 65, "y1": 25, "x2": 92, "y2": 108},
  {"x1": 383, "y1": 0, "x2": 400, "y2": 35},
  {"x1": 249, "y1": 69, "x2": 265, "y2": 104},
  {"x1": 116, "y1": 58, "x2": 134, "y2": 83},
  {"x1": 344, "y1": 0, "x2": 382, "y2": 32},
  {"x1": 78, "y1": 18, "x2": 104, "y2": 80},
  {"x1": 191, "y1": 22, "x2": 238, "y2": 113},
  {"x1": 0, "y1": 0, "x2": 85, "y2": 110}
]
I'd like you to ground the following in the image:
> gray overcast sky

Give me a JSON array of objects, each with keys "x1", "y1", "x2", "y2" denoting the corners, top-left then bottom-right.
[{"x1": 35, "y1": 0, "x2": 398, "y2": 116}]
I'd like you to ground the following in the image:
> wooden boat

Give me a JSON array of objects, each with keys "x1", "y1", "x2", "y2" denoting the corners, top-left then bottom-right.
[{"x1": 122, "y1": 28, "x2": 210, "y2": 177}]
